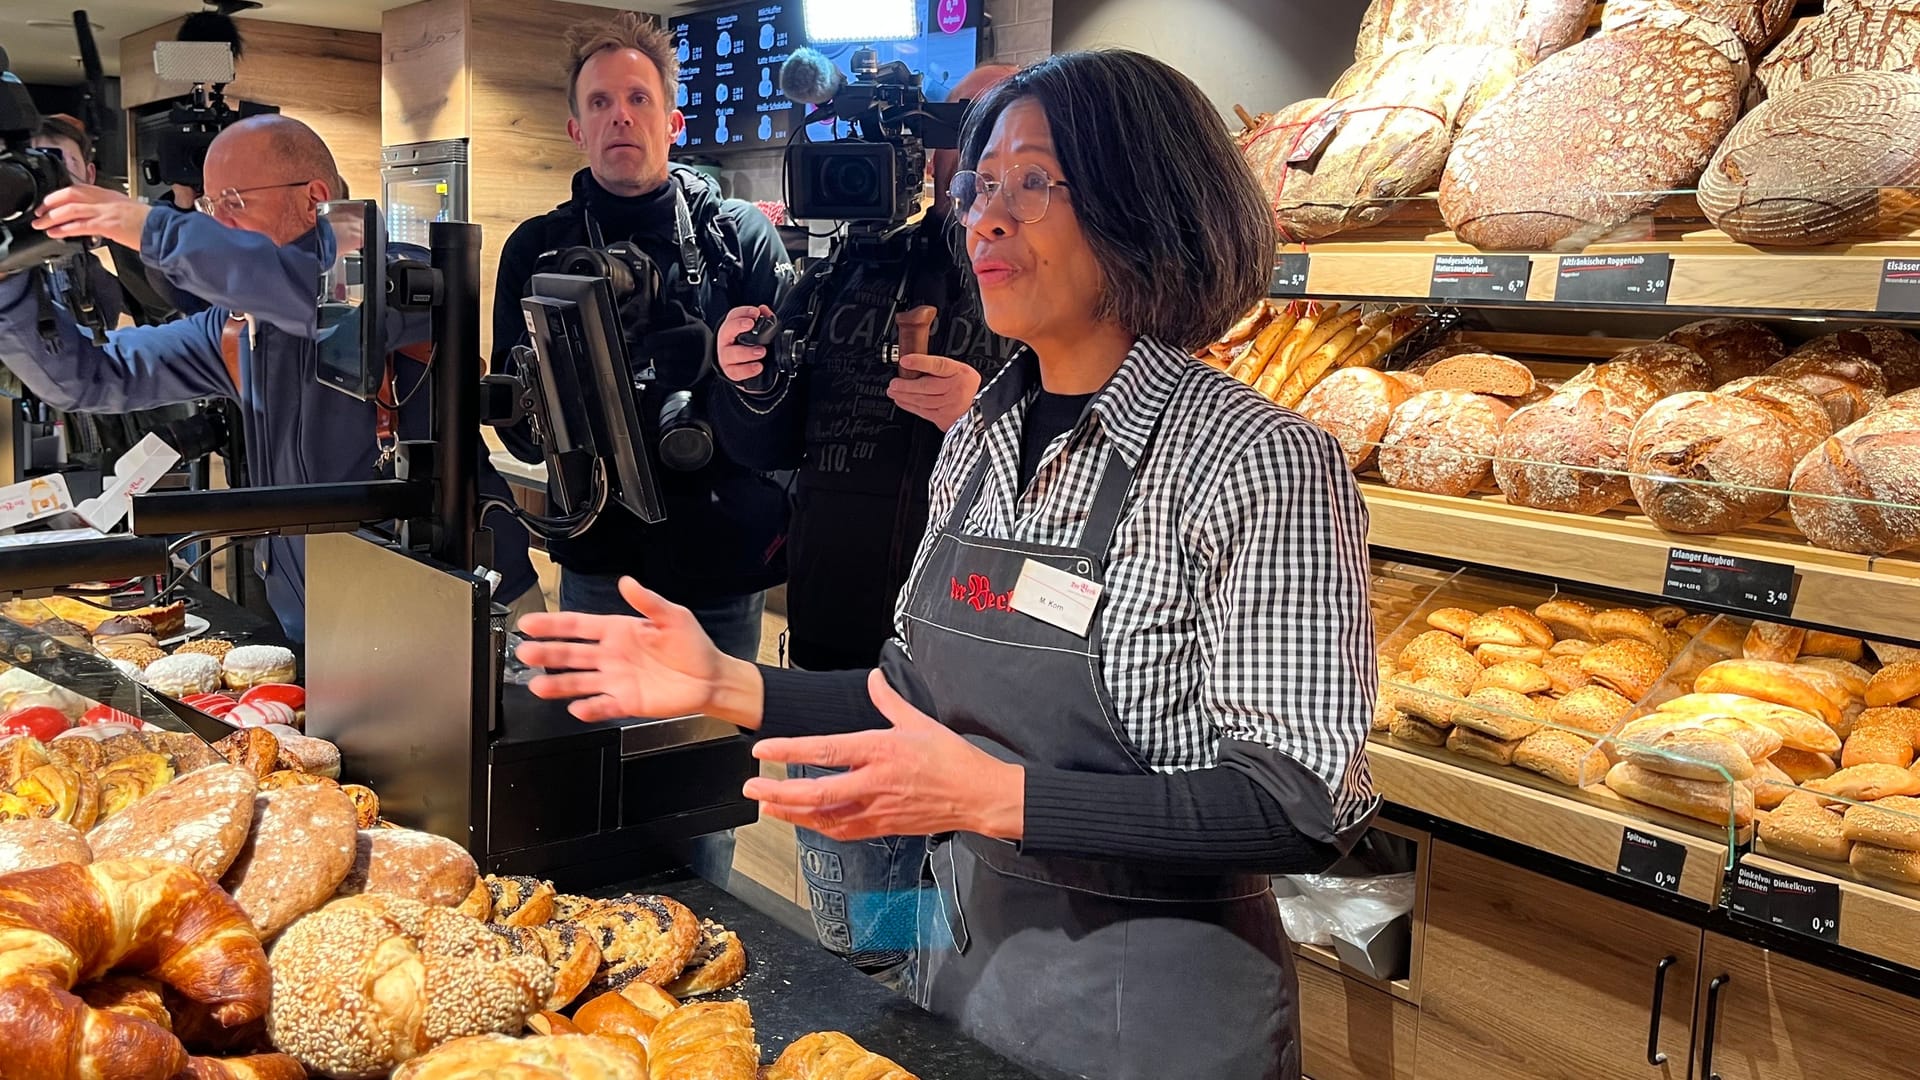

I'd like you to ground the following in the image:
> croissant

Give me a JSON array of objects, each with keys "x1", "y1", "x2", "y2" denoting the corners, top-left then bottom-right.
[
  {"x1": 767, "y1": 1032, "x2": 919, "y2": 1080},
  {"x1": 0, "y1": 858, "x2": 271, "y2": 1080},
  {"x1": 179, "y1": 1054, "x2": 309, "y2": 1080},
  {"x1": 647, "y1": 1000, "x2": 758, "y2": 1080}
]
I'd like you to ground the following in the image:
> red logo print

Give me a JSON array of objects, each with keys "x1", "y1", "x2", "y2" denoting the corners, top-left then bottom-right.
[{"x1": 951, "y1": 574, "x2": 1012, "y2": 613}]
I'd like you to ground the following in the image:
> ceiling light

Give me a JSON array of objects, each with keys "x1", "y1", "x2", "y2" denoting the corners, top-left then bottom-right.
[{"x1": 27, "y1": 19, "x2": 105, "y2": 31}]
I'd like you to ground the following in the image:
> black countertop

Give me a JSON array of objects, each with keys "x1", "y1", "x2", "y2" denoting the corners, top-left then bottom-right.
[{"x1": 593, "y1": 870, "x2": 1037, "y2": 1080}]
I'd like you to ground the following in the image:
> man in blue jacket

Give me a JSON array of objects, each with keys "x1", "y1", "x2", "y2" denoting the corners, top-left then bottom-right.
[{"x1": 5, "y1": 115, "x2": 541, "y2": 639}]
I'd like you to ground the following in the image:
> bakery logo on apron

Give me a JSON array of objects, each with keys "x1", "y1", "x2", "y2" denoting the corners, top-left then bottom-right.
[{"x1": 951, "y1": 574, "x2": 1012, "y2": 613}]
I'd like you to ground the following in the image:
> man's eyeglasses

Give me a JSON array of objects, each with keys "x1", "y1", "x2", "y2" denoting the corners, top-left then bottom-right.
[
  {"x1": 948, "y1": 163, "x2": 1070, "y2": 225},
  {"x1": 195, "y1": 180, "x2": 314, "y2": 216}
]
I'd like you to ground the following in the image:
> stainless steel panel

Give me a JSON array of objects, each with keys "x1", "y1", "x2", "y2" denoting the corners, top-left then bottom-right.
[{"x1": 619, "y1": 714, "x2": 740, "y2": 756}]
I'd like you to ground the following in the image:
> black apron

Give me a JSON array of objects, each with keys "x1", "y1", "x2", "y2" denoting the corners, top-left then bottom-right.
[{"x1": 900, "y1": 400, "x2": 1300, "y2": 1080}]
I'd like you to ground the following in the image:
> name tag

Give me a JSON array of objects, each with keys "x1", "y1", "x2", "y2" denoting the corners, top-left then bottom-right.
[{"x1": 1010, "y1": 558, "x2": 1103, "y2": 637}]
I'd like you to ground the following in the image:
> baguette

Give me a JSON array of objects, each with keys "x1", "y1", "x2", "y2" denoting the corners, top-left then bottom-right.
[
  {"x1": 1652, "y1": 693, "x2": 1839, "y2": 755},
  {"x1": 1760, "y1": 792, "x2": 1852, "y2": 862},
  {"x1": 1339, "y1": 313, "x2": 1420, "y2": 371},
  {"x1": 1253, "y1": 303, "x2": 1329, "y2": 396},
  {"x1": 1694, "y1": 660, "x2": 1842, "y2": 728},
  {"x1": 1276, "y1": 327, "x2": 1358, "y2": 408},
  {"x1": 1842, "y1": 795, "x2": 1920, "y2": 852},
  {"x1": 1605, "y1": 761, "x2": 1755, "y2": 828},
  {"x1": 1288, "y1": 305, "x2": 1363, "y2": 371},
  {"x1": 1234, "y1": 304, "x2": 1303, "y2": 386}
]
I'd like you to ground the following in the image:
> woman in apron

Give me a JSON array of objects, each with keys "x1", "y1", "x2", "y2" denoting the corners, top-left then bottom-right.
[{"x1": 519, "y1": 49, "x2": 1379, "y2": 1080}]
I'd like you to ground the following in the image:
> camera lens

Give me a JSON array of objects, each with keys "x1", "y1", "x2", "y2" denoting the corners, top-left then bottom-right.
[{"x1": 819, "y1": 156, "x2": 881, "y2": 206}]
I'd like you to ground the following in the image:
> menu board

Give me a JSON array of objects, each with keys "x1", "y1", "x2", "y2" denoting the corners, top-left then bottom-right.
[{"x1": 672, "y1": 2, "x2": 804, "y2": 151}]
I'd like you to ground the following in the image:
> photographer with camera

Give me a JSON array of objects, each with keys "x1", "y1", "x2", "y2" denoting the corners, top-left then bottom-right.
[
  {"x1": 2, "y1": 113, "x2": 542, "y2": 637},
  {"x1": 709, "y1": 61, "x2": 1017, "y2": 987},
  {"x1": 492, "y1": 11, "x2": 792, "y2": 661},
  {"x1": 29, "y1": 115, "x2": 126, "y2": 329}
]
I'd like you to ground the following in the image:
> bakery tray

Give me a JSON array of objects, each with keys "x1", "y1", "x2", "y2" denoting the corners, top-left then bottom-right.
[{"x1": 589, "y1": 870, "x2": 1039, "y2": 1079}]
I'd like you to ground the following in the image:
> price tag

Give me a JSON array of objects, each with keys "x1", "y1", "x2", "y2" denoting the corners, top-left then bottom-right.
[
  {"x1": 1616, "y1": 827, "x2": 1687, "y2": 894},
  {"x1": 1554, "y1": 253, "x2": 1672, "y2": 305},
  {"x1": 1877, "y1": 259, "x2": 1920, "y2": 313},
  {"x1": 1269, "y1": 254, "x2": 1311, "y2": 297},
  {"x1": 1430, "y1": 254, "x2": 1533, "y2": 302},
  {"x1": 1731, "y1": 864, "x2": 1841, "y2": 943},
  {"x1": 1662, "y1": 547, "x2": 1796, "y2": 618}
]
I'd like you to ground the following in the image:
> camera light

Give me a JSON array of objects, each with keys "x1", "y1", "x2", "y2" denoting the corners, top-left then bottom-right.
[{"x1": 802, "y1": 0, "x2": 919, "y2": 44}]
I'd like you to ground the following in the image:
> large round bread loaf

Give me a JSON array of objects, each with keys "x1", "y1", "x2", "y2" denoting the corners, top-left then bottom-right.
[
  {"x1": 1601, "y1": 0, "x2": 1794, "y2": 57},
  {"x1": 1755, "y1": 0, "x2": 1920, "y2": 104},
  {"x1": 1297, "y1": 368, "x2": 1412, "y2": 470},
  {"x1": 1790, "y1": 408, "x2": 1920, "y2": 555},
  {"x1": 1628, "y1": 391, "x2": 1805, "y2": 533},
  {"x1": 1563, "y1": 361, "x2": 1667, "y2": 414},
  {"x1": 1660, "y1": 319, "x2": 1785, "y2": 386},
  {"x1": 1493, "y1": 383, "x2": 1642, "y2": 514},
  {"x1": 1764, "y1": 344, "x2": 1889, "y2": 428},
  {"x1": 1598, "y1": 4, "x2": 1752, "y2": 85},
  {"x1": 1700, "y1": 72, "x2": 1920, "y2": 247},
  {"x1": 1609, "y1": 343, "x2": 1715, "y2": 397},
  {"x1": 1353, "y1": 0, "x2": 1596, "y2": 64},
  {"x1": 1440, "y1": 28, "x2": 1741, "y2": 251},
  {"x1": 1262, "y1": 45, "x2": 1526, "y2": 242},
  {"x1": 1807, "y1": 327, "x2": 1920, "y2": 394},
  {"x1": 1716, "y1": 376, "x2": 1836, "y2": 446},
  {"x1": 1379, "y1": 389, "x2": 1515, "y2": 496}
]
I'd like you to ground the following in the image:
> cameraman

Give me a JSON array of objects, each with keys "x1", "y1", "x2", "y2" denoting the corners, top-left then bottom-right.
[
  {"x1": 709, "y1": 63, "x2": 1017, "y2": 985},
  {"x1": 6, "y1": 114, "x2": 542, "y2": 636},
  {"x1": 492, "y1": 11, "x2": 791, "y2": 658},
  {"x1": 30, "y1": 115, "x2": 125, "y2": 328}
]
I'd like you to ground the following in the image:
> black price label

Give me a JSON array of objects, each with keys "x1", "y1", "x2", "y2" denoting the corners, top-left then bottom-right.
[
  {"x1": 1878, "y1": 259, "x2": 1920, "y2": 314},
  {"x1": 1731, "y1": 864, "x2": 1841, "y2": 943},
  {"x1": 1554, "y1": 253, "x2": 1673, "y2": 305},
  {"x1": 1270, "y1": 254, "x2": 1311, "y2": 297},
  {"x1": 1663, "y1": 547, "x2": 1796, "y2": 618},
  {"x1": 1430, "y1": 254, "x2": 1533, "y2": 302},
  {"x1": 1616, "y1": 828, "x2": 1687, "y2": 893}
]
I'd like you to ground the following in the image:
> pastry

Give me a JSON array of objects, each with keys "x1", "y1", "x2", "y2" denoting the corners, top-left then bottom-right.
[
  {"x1": 0, "y1": 858, "x2": 272, "y2": 1080},
  {"x1": 262, "y1": 726, "x2": 339, "y2": 778},
  {"x1": 9, "y1": 760, "x2": 100, "y2": 829},
  {"x1": 580, "y1": 893, "x2": 702, "y2": 991},
  {"x1": 536, "y1": 921, "x2": 605, "y2": 1010},
  {"x1": 140, "y1": 730, "x2": 224, "y2": 774},
  {"x1": 173, "y1": 638, "x2": 237, "y2": 662},
  {"x1": 143, "y1": 654, "x2": 226, "y2": 698},
  {"x1": 457, "y1": 877, "x2": 493, "y2": 921},
  {"x1": 267, "y1": 895, "x2": 553, "y2": 1079},
  {"x1": 102, "y1": 643, "x2": 169, "y2": 670},
  {"x1": 0, "y1": 816, "x2": 92, "y2": 874},
  {"x1": 96, "y1": 751, "x2": 176, "y2": 819},
  {"x1": 214, "y1": 728, "x2": 282, "y2": 781},
  {"x1": 87, "y1": 764, "x2": 258, "y2": 880},
  {"x1": 646, "y1": 1001, "x2": 757, "y2": 1080},
  {"x1": 93, "y1": 615, "x2": 159, "y2": 652},
  {"x1": 551, "y1": 893, "x2": 599, "y2": 922},
  {"x1": 663, "y1": 919, "x2": 747, "y2": 998},
  {"x1": 222, "y1": 646, "x2": 297, "y2": 691},
  {"x1": 239, "y1": 684, "x2": 305, "y2": 725},
  {"x1": 1760, "y1": 792, "x2": 1853, "y2": 862},
  {"x1": 221, "y1": 785, "x2": 360, "y2": 938},
  {"x1": 337, "y1": 827, "x2": 480, "y2": 908},
  {"x1": 342, "y1": 784, "x2": 380, "y2": 829},
  {"x1": 486, "y1": 874, "x2": 558, "y2": 927},
  {"x1": 223, "y1": 701, "x2": 300, "y2": 731},
  {"x1": 573, "y1": 988, "x2": 662, "y2": 1045},
  {"x1": 768, "y1": 1032, "x2": 916, "y2": 1080},
  {"x1": 389, "y1": 1034, "x2": 646, "y2": 1080},
  {"x1": 525, "y1": 1012, "x2": 580, "y2": 1036}
]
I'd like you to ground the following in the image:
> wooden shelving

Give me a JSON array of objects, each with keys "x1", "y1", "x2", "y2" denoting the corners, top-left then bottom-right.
[
  {"x1": 1737, "y1": 853, "x2": 1920, "y2": 974},
  {"x1": 1361, "y1": 483, "x2": 1920, "y2": 645}
]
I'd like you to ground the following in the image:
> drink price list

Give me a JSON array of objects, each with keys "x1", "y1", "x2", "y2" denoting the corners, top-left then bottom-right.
[{"x1": 673, "y1": 2, "x2": 802, "y2": 151}]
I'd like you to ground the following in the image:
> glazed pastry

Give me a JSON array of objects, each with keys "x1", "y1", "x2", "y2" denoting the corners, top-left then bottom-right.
[
  {"x1": 534, "y1": 922, "x2": 605, "y2": 1010},
  {"x1": 222, "y1": 646, "x2": 297, "y2": 691},
  {"x1": 768, "y1": 1031, "x2": 916, "y2": 1080},
  {"x1": 93, "y1": 615, "x2": 160, "y2": 652},
  {"x1": 646, "y1": 1001, "x2": 756, "y2": 1080},
  {"x1": 223, "y1": 701, "x2": 299, "y2": 731},
  {"x1": 143, "y1": 653, "x2": 226, "y2": 698},
  {"x1": 342, "y1": 784, "x2": 381, "y2": 829}
]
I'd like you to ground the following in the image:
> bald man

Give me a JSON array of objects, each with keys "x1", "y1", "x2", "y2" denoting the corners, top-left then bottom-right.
[{"x1": 2, "y1": 115, "x2": 539, "y2": 640}]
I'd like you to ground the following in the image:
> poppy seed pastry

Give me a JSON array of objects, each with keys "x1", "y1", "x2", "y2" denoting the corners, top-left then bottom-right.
[
  {"x1": 485, "y1": 874, "x2": 557, "y2": 927},
  {"x1": 579, "y1": 893, "x2": 702, "y2": 991}
]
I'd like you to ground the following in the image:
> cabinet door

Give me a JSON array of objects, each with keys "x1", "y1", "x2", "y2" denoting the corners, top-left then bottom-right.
[
  {"x1": 1415, "y1": 842, "x2": 1701, "y2": 1080},
  {"x1": 1297, "y1": 958, "x2": 1418, "y2": 1080},
  {"x1": 1694, "y1": 934, "x2": 1920, "y2": 1080}
]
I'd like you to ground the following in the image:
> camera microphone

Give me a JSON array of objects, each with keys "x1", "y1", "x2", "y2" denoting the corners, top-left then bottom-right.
[{"x1": 779, "y1": 47, "x2": 844, "y2": 106}]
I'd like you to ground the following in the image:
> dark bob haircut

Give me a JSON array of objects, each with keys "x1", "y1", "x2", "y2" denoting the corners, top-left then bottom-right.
[{"x1": 957, "y1": 50, "x2": 1275, "y2": 352}]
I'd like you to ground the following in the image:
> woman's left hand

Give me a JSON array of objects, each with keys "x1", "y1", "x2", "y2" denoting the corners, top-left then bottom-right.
[{"x1": 745, "y1": 670, "x2": 1025, "y2": 842}]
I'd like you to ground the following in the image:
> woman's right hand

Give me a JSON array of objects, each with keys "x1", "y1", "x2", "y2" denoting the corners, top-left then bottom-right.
[
  {"x1": 716, "y1": 304, "x2": 775, "y2": 385},
  {"x1": 516, "y1": 578, "x2": 763, "y2": 728}
]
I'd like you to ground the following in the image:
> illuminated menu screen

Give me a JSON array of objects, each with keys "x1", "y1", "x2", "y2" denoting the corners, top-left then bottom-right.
[{"x1": 672, "y1": 2, "x2": 803, "y2": 151}]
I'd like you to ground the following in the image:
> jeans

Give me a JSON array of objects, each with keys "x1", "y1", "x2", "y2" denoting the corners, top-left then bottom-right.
[
  {"x1": 559, "y1": 569, "x2": 766, "y2": 888},
  {"x1": 793, "y1": 762, "x2": 928, "y2": 989},
  {"x1": 557, "y1": 569, "x2": 767, "y2": 662}
]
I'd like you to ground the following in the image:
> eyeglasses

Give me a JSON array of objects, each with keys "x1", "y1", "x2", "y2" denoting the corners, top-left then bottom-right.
[
  {"x1": 195, "y1": 180, "x2": 314, "y2": 216},
  {"x1": 948, "y1": 163, "x2": 1070, "y2": 225}
]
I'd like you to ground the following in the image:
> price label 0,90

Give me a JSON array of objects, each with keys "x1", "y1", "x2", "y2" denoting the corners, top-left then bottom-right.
[
  {"x1": 1731, "y1": 863, "x2": 1841, "y2": 944},
  {"x1": 1616, "y1": 828, "x2": 1687, "y2": 894}
]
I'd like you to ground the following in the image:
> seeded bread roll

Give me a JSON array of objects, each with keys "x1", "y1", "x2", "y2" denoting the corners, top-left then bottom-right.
[
  {"x1": 1761, "y1": 792, "x2": 1853, "y2": 862},
  {"x1": 1580, "y1": 639, "x2": 1668, "y2": 702},
  {"x1": 1379, "y1": 390, "x2": 1515, "y2": 497},
  {"x1": 1424, "y1": 353, "x2": 1537, "y2": 398},
  {"x1": 1628, "y1": 391, "x2": 1806, "y2": 534},
  {"x1": 1534, "y1": 599, "x2": 1597, "y2": 643},
  {"x1": 1592, "y1": 609, "x2": 1673, "y2": 655},
  {"x1": 1851, "y1": 842, "x2": 1920, "y2": 885},
  {"x1": 1514, "y1": 728, "x2": 1609, "y2": 786},
  {"x1": 1788, "y1": 407, "x2": 1920, "y2": 556},
  {"x1": 1755, "y1": 759, "x2": 1794, "y2": 810},
  {"x1": 1447, "y1": 725, "x2": 1522, "y2": 765},
  {"x1": 1610, "y1": 343, "x2": 1716, "y2": 397},
  {"x1": 1867, "y1": 660, "x2": 1920, "y2": 708},
  {"x1": 1426, "y1": 607, "x2": 1479, "y2": 637},
  {"x1": 1548, "y1": 684, "x2": 1636, "y2": 737},
  {"x1": 1397, "y1": 630, "x2": 1470, "y2": 672},
  {"x1": 1298, "y1": 368, "x2": 1413, "y2": 471},
  {"x1": 1411, "y1": 645, "x2": 1483, "y2": 695},
  {"x1": 1472, "y1": 661, "x2": 1553, "y2": 696},
  {"x1": 1387, "y1": 708, "x2": 1450, "y2": 747},
  {"x1": 1841, "y1": 795, "x2": 1920, "y2": 852},
  {"x1": 1455, "y1": 687, "x2": 1545, "y2": 741},
  {"x1": 1806, "y1": 763, "x2": 1920, "y2": 805},
  {"x1": 1476, "y1": 643, "x2": 1549, "y2": 667},
  {"x1": 1541, "y1": 654, "x2": 1593, "y2": 697},
  {"x1": 1462, "y1": 613, "x2": 1531, "y2": 650},
  {"x1": 1440, "y1": 28, "x2": 1741, "y2": 251},
  {"x1": 1493, "y1": 383, "x2": 1642, "y2": 515}
]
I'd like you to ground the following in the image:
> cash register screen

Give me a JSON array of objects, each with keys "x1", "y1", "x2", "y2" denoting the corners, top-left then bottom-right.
[{"x1": 314, "y1": 200, "x2": 387, "y2": 402}]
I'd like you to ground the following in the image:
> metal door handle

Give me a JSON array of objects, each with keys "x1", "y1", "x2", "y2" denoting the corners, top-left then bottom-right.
[
  {"x1": 1701, "y1": 974, "x2": 1730, "y2": 1080},
  {"x1": 1646, "y1": 955, "x2": 1677, "y2": 1065}
]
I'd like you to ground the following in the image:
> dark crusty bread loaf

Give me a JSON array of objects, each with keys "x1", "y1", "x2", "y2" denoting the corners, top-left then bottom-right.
[
  {"x1": 1628, "y1": 391, "x2": 1807, "y2": 533},
  {"x1": 1789, "y1": 407, "x2": 1920, "y2": 555},
  {"x1": 1563, "y1": 361, "x2": 1667, "y2": 415},
  {"x1": 1601, "y1": 0, "x2": 1794, "y2": 58},
  {"x1": 1440, "y1": 28, "x2": 1741, "y2": 251},
  {"x1": 1424, "y1": 353, "x2": 1537, "y2": 398},
  {"x1": 1660, "y1": 319, "x2": 1786, "y2": 387},
  {"x1": 1353, "y1": 0, "x2": 1596, "y2": 64},
  {"x1": 1379, "y1": 389, "x2": 1515, "y2": 496},
  {"x1": 1754, "y1": 0, "x2": 1920, "y2": 105},
  {"x1": 1702, "y1": 71, "x2": 1920, "y2": 247},
  {"x1": 1806, "y1": 327, "x2": 1920, "y2": 395},
  {"x1": 1716, "y1": 376, "x2": 1836, "y2": 445},
  {"x1": 1599, "y1": 3, "x2": 1752, "y2": 85},
  {"x1": 1493, "y1": 383, "x2": 1642, "y2": 514},
  {"x1": 1298, "y1": 368, "x2": 1413, "y2": 471},
  {"x1": 1609, "y1": 343, "x2": 1716, "y2": 397},
  {"x1": 1764, "y1": 343, "x2": 1890, "y2": 428}
]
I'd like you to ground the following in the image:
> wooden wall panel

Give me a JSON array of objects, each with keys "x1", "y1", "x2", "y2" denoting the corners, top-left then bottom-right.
[
  {"x1": 120, "y1": 17, "x2": 383, "y2": 203},
  {"x1": 383, "y1": 0, "x2": 470, "y2": 146}
]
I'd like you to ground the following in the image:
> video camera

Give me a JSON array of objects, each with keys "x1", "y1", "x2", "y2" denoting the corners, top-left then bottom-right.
[
  {"x1": 779, "y1": 46, "x2": 966, "y2": 228},
  {"x1": 140, "y1": 41, "x2": 274, "y2": 192}
]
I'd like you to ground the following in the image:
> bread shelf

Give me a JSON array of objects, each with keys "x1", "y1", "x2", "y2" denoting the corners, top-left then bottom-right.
[
  {"x1": 1369, "y1": 741, "x2": 1729, "y2": 906},
  {"x1": 1737, "y1": 853, "x2": 1920, "y2": 974},
  {"x1": 1282, "y1": 229, "x2": 1920, "y2": 322},
  {"x1": 1361, "y1": 482, "x2": 1920, "y2": 646}
]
